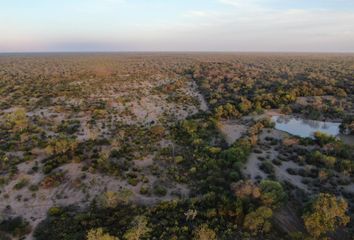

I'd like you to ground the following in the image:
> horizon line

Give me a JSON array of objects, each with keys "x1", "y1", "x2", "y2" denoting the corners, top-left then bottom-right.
[{"x1": 1, "y1": 50, "x2": 354, "y2": 55}]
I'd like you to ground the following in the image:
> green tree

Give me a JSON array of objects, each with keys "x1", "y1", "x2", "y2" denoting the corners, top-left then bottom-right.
[
  {"x1": 87, "y1": 228, "x2": 119, "y2": 240},
  {"x1": 243, "y1": 207, "x2": 273, "y2": 235},
  {"x1": 123, "y1": 216, "x2": 151, "y2": 240},
  {"x1": 303, "y1": 193, "x2": 349, "y2": 238},
  {"x1": 238, "y1": 97, "x2": 252, "y2": 113},
  {"x1": 214, "y1": 105, "x2": 225, "y2": 119},
  {"x1": 322, "y1": 155, "x2": 336, "y2": 168},
  {"x1": 260, "y1": 180, "x2": 286, "y2": 208},
  {"x1": 224, "y1": 103, "x2": 239, "y2": 118},
  {"x1": 313, "y1": 131, "x2": 337, "y2": 146},
  {"x1": 214, "y1": 103, "x2": 240, "y2": 119}
]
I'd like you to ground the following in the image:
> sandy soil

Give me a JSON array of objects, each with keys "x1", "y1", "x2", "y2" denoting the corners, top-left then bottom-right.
[
  {"x1": 274, "y1": 161, "x2": 308, "y2": 192},
  {"x1": 0, "y1": 161, "x2": 189, "y2": 240},
  {"x1": 218, "y1": 121, "x2": 247, "y2": 146},
  {"x1": 243, "y1": 151, "x2": 267, "y2": 180},
  {"x1": 0, "y1": 75, "x2": 209, "y2": 239},
  {"x1": 244, "y1": 128, "x2": 309, "y2": 192},
  {"x1": 339, "y1": 134, "x2": 354, "y2": 146}
]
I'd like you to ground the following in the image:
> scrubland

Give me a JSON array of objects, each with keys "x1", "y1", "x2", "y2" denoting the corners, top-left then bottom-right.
[{"x1": 0, "y1": 53, "x2": 353, "y2": 239}]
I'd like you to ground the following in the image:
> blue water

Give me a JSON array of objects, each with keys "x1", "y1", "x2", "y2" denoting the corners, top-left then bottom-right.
[{"x1": 271, "y1": 115, "x2": 340, "y2": 138}]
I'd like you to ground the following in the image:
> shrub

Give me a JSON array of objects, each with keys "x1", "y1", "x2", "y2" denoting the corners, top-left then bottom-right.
[
  {"x1": 153, "y1": 185, "x2": 167, "y2": 197},
  {"x1": 260, "y1": 161, "x2": 274, "y2": 175},
  {"x1": 13, "y1": 178, "x2": 29, "y2": 190},
  {"x1": 48, "y1": 207, "x2": 63, "y2": 216}
]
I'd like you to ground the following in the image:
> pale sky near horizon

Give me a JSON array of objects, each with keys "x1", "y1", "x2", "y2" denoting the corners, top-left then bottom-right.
[{"x1": 1, "y1": 0, "x2": 354, "y2": 52}]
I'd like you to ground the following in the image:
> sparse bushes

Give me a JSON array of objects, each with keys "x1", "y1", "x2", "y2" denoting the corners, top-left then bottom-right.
[
  {"x1": 57, "y1": 120, "x2": 80, "y2": 134},
  {"x1": 260, "y1": 161, "x2": 274, "y2": 176},
  {"x1": 45, "y1": 136, "x2": 78, "y2": 155},
  {"x1": 13, "y1": 178, "x2": 29, "y2": 190},
  {"x1": 40, "y1": 172, "x2": 65, "y2": 188},
  {"x1": 4, "y1": 108, "x2": 29, "y2": 132},
  {"x1": 1, "y1": 54, "x2": 354, "y2": 240}
]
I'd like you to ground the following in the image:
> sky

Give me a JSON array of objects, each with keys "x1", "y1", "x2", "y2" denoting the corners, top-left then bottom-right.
[{"x1": 1, "y1": 0, "x2": 354, "y2": 52}]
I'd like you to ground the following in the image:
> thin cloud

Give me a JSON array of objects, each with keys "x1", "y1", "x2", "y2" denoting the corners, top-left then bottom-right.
[
  {"x1": 218, "y1": 0, "x2": 265, "y2": 10},
  {"x1": 0, "y1": 0, "x2": 353, "y2": 52}
]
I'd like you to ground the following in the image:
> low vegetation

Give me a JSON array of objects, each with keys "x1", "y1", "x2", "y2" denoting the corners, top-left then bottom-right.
[{"x1": 0, "y1": 53, "x2": 353, "y2": 239}]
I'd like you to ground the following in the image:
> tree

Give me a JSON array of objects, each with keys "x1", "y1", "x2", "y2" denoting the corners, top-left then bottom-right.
[
  {"x1": 313, "y1": 131, "x2": 337, "y2": 146},
  {"x1": 214, "y1": 105, "x2": 225, "y2": 119},
  {"x1": 220, "y1": 144, "x2": 250, "y2": 164},
  {"x1": 98, "y1": 190, "x2": 133, "y2": 208},
  {"x1": 231, "y1": 180, "x2": 261, "y2": 200},
  {"x1": 259, "y1": 180, "x2": 286, "y2": 208},
  {"x1": 99, "y1": 191, "x2": 119, "y2": 208},
  {"x1": 193, "y1": 224, "x2": 217, "y2": 240},
  {"x1": 123, "y1": 216, "x2": 151, "y2": 240},
  {"x1": 214, "y1": 103, "x2": 240, "y2": 119},
  {"x1": 224, "y1": 103, "x2": 240, "y2": 118},
  {"x1": 87, "y1": 228, "x2": 119, "y2": 240},
  {"x1": 243, "y1": 207, "x2": 273, "y2": 235},
  {"x1": 238, "y1": 97, "x2": 252, "y2": 113},
  {"x1": 303, "y1": 193, "x2": 349, "y2": 238},
  {"x1": 340, "y1": 117, "x2": 354, "y2": 134},
  {"x1": 322, "y1": 155, "x2": 336, "y2": 168}
]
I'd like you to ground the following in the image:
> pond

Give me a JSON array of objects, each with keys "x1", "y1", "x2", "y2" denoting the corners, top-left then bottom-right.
[{"x1": 271, "y1": 115, "x2": 341, "y2": 138}]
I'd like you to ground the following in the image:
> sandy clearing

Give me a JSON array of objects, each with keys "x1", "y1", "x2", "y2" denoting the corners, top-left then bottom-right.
[
  {"x1": 218, "y1": 121, "x2": 247, "y2": 146},
  {"x1": 243, "y1": 152, "x2": 267, "y2": 180},
  {"x1": 343, "y1": 183, "x2": 354, "y2": 194},
  {"x1": 244, "y1": 128, "x2": 310, "y2": 192},
  {"x1": 133, "y1": 155, "x2": 154, "y2": 168},
  {"x1": 246, "y1": 109, "x2": 283, "y2": 122},
  {"x1": 1, "y1": 161, "x2": 190, "y2": 240},
  {"x1": 274, "y1": 161, "x2": 309, "y2": 192}
]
